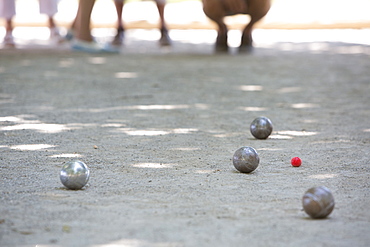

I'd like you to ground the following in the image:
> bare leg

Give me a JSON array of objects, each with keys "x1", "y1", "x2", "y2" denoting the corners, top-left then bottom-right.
[
  {"x1": 215, "y1": 22, "x2": 228, "y2": 52},
  {"x1": 239, "y1": 0, "x2": 270, "y2": 51},
  {"x1": 4, "y1": 18, "x2": 15, "y2": 47},
  {"x1": 115, "y1": 1, "x2": 124, "y2": 30},
  {"x1": 64, "y1": 16, "x2": 77, "y2": 41},
  {"x1": 74, "y1": 0, "x2": 95, "y2": 42},
  {"x1": 111, "y1": 0, "x2": 125, "y2": 45},
  {"x1": 156, "y1": 0, "x2": 171, "y2": 46},
  {"x1": 239, "y1": 21, "x2": 254, "y2": 50},
  {"x1": 156, "y1": 1, "x2": 166, "y2": 30},
  {"x1": 202, "y1": 0, "x2": 228, "y2": 52},
  {"x1": 48, "y1": 16, "x2": 56, "y2": 30},
  {"x1": 47, "y1": 15, "x2": 63, "y2": 42},
  {"x1": 38, "y1": 0, "x2": 61, "y2": 40},
  {"x1": 5, "y1": 18, "x2": 12, "y2": 35},
  {"x1": 1, "y1": 0, "x2": 16, "y2": 47},
  {"x1": 71, "y1": 0, "x2": 118, "y2": 53}
]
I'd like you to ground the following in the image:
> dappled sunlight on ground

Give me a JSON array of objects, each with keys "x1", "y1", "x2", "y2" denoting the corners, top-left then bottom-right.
[
  {"x1": 0, "y1": 18, "x2": 369, "y2": 245},
  {"x1": 5, "y1": 144, "x2": 55, "y2": 151},
  {"x1": 309, "y1": 174, "x2": 339, "y2": 180},
  {"x1": 101, "y1": 123, "x2": 126, "y2": 128},
  {"x1": 131, "y1": 163, "x2": 177, "y2": 169},
  {"x1": 0, "y1": 115, "x2": 69, "y2": 133},
  {"x1": 114, "y1": 72, "x2": 139, "y2": 79},
  {"x1": 124, "y1": 105, "x2": 190, "y2": 110},
  {"x1": 237, "y1": 85, "x2": 263, "y2": 92},
  {"x1": 170, "y1": 147, "x2": 201, "y2": 151},
  {"x1": 66, "y1": 104, "x2": 210, "y2": 113},
  {"x1": 91, "y1": 238, "x2": 180, "y2": 247},
  {"x1": 88, "y1": 57, "x2": 107, "y2": 65},
  {"x1": 277, "y1": 87, "x2": 302, "y2": 94},
  {"x1": 1, "y1": 123, "x2": 68, "y2": 133},
  {"x1": 194, "y1": 169, "x2": 220, "y2": 174},
  {"x1": 258, "y1": 147, "x2": 284, "y2": 151},
  {"x1": 269, "y1": 134, "x2": 293, "y2": 140},
  {"x1": 240, "y1": 107, "x2": 268, "y2": 112},
  {"x1": 117, "y1": 128, "x2": 198, "y2": 136},
  {"x1": 291, "y1": 103, "x2": 320, "y2": 109},
  {"x1": 275, "y1": 130, "x2": 318, "y2": 137},
  {"x1": 311, "y1": 139, "x2": 352, "y2": 144},
  {"x1": 49, "y1": 153, "x2": 83, "y2": 158},
  {"x1": 270, "y1": 130, "x2": 318, "y2": 140}
]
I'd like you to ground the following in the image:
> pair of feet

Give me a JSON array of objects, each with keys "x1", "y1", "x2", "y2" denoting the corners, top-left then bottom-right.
[
  {"x1": 68, "y1": 29, "x2": 120, "y2": 53},
  {"x1": 72, "y1": 27, "x2": 172, "y2": 54},
  {"x1": 2, "y1": 28, "x2": 65, "y2": 48},
  {"x1": 111, "y1": 27, "x2": 172, "y2": 47},
  {"x1": 71, "y1": 39, "x2": 120, "y2": 54}
]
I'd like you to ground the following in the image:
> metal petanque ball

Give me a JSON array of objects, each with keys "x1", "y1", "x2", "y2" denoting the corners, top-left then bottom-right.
[
  {"x1": 302, "y1": 186, "x2": 335, "y2": 219},
  {"x1": 250, "y1": 116, "x2": 273, "y2": 139},
  {"x1": 60, "y1": 160, "x2": 90, "y2": 190},
  {"x1": 233, "y1": 146, "x2": 260, "y2": 173}
]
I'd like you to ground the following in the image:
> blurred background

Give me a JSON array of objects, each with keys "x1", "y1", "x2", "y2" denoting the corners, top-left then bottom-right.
[{"x1": 1, "y1": 0, "x2": 369, "y2": 50}]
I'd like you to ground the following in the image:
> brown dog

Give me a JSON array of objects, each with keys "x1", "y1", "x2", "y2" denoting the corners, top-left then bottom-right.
[{"x1": 202, "y1": 0, "x2": 271, "y2": 52}]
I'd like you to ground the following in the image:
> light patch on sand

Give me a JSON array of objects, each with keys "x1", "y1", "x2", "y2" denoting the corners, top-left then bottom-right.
[
  {"x1": 131, "y1": 163, "x2": 175, "y2": 169},
  {"x1": 309, "y1": 174, "x2": 339, "y2": 179},
  {"x1": 10, "y1": 144, "x2": 55, "y2": 151}
]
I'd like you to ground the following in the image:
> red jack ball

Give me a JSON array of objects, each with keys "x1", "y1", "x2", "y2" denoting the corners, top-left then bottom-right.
[{"x1": 291, "y1": 157, "x2": 302, "y2": 167}]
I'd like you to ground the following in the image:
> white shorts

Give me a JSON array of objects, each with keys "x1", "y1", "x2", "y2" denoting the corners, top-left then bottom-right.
[
  {"x1": 39, "y1": 0, "x2": 59, "y2": 16},
  {"x1": 0, "y1": 0, "x2": 16, "y2": 19}
]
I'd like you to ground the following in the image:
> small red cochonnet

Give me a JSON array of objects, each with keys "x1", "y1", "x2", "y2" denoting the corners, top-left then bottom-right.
[{"x1": 291, "y1": 157, "x2": 302, "y2": 167}]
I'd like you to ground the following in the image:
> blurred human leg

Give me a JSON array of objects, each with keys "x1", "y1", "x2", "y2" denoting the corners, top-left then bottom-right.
[
  {"x1": 155, "y1": 0, "x2": 171, "y2": 46},
  {"x1": 0, "y1": 0, "x2": 16, "y2": 47},
  {"x1": 72, "y1": 0, "x2": 118, "y2": 53},
  {"x1": 74, "y1": 0, "x2": 95, "y2": 42},
  {"x1": 111, "y1": 0, "x2": 171, "y2": 46},
  {"x1": 111, "y1": 0, "x2": 124, "y2": 46},
  {"x1": 39, "y1": 0, "x2": 62, "y2": 41}
]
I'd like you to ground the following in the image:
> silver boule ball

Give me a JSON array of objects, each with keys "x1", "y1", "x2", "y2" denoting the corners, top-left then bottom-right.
[
  {"x1": 60, "y1": 160, "x2": 90, "y2": 190},
  {"x1": 233, "y1": 147, "x2": 259, "y2": 173},
  {"x1": 302, "y1": 186, "x2": 335, "y2": 219},
  {"x1": 250, "y1": 116, "x2": 273, "y2": 139}
]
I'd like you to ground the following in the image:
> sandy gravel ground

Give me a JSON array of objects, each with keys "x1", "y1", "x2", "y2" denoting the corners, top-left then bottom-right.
[{"x1": 0, "y1": 30, "x2": 370, "y2": 247}]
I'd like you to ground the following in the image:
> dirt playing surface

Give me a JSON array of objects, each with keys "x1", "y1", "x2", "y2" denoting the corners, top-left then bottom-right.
[{"x1": 0, "y1": 31, "x2": 370, "y2": 246}]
